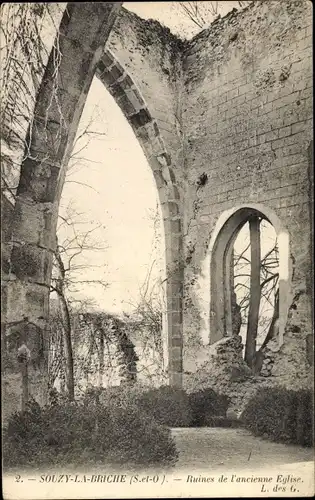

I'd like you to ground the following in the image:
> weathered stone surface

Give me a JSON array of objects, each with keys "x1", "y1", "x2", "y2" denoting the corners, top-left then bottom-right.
[
  {"x1": 1, "y1": 0, "x2": 313, "y2": 415},
  {"x1": 183, "y1": 336, "x2": 268, "y2": 414},
  {"x1": 181, "y1": 0, "x2": 313, "y2": 397},
  {"x1": 1, "y1": 2, "x2": 123, "y2": 411}
]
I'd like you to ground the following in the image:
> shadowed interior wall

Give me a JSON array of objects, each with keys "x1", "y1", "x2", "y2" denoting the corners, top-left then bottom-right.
[{"x1": 180, "y1": 0, "x2": 313, "y2": 390}]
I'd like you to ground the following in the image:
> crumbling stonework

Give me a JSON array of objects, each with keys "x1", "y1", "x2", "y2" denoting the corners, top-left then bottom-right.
[
  {"x1": 180, "y1": 0, "x2": 313, "y2": 397},
  {"x1": 265, "y1": 290, "x2": 313, "y2": 388},
  {"x1": 2, "y1": 4, "x2": 186, "y2": 395},
  {"x1": 184, "y1": 335, "x2": 271, "y2": 415},
  {"x1": 1, "y1": 1, "x2": 313, "y2": 414}
]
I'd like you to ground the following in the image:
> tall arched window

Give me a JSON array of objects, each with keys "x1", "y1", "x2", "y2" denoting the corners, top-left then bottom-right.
[{"x1": 210, "y1": 205, "x2": 292, "y2": 371}]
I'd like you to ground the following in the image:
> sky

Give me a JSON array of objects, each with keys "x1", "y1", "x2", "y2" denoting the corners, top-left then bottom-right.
[
  {"x1": 58, "y1": 2, "x2": 250, "y2": 315},
  {"x1": 233, "y1": 221, "x2": 278, "y2": 346},
  {"x1": 125, "y1": 2, "x2": 245, "y2": 38},
  {"x1": 59, "y1": 77, "x2": 163, "y2": 314}
]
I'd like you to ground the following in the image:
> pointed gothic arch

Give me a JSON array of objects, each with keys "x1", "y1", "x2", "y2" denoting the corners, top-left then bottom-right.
[
  {"x1": 209, "y1": 204, "x2": 293, "y2": 350},
  {"x1": 95, "y1": 48, "x2": 184, "y2": 385},
  {"x1": 3, "y1": 3, "x2": 183, "y2": 397}
]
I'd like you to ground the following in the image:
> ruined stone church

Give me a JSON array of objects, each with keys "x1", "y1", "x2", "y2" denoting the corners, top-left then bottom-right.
[{"x1": 1, "y1": 1, "x2": 313, "y2": 415}]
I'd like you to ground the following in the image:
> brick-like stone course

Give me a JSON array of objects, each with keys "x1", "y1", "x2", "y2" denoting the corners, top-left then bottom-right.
[
  {"x1": 1, "y1": 1, "x2": 313, "y2": 412},
  {"x1": 180, "y1": 0, "x2": 313, "y2": 392}
]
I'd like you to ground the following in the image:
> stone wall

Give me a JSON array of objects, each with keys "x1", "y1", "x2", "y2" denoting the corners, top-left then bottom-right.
[
  {"x1": 1, "y1": 3, "x2": 185, "y2": 414},
  {"x1": 180, "y1": 0, "x2": 313, "y2": 395},
  {"x1": 1, "y1": 1, "x2": 313, "y2": 414},
  {"x1": 108, "y1": 9, "x2": 185, "y2": 191},
  {"x1": 1, "y1": 3, "x2": 123, "y2": 414},
  {"x1": 98, "y1": 10, "x2": 186, "y2": 384}
]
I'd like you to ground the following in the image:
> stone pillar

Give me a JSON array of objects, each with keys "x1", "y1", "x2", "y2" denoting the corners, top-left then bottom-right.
[
  {"x1": 164, "y1": 211, "x2": 184, "y2": 388},
  {"x1": 2, "y1": 2, "x2": 122, "y2": 411}
]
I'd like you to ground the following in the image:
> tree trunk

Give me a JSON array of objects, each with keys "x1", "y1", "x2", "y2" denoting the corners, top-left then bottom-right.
[
  {"x1": 98, "y1": 330, "x2": 104, "y2": 388},
  {"x1": 58, "y1": 293, "x2": 75, "y2": 400},
  {"x1": 85, "y1": 331, "x2": 95, "y2": 386},
  {"x1": 251, "y1": 287, "x2": 279, "y2": 373},
  {"x1": 245, "y1": 217, "x2": 261, "y2": 368},
  {"x1": 59, "y1": 333, "x2": 66, "y2": 394},
  {"x1": 21, "y1": 360, "x2": 29, "y2": 412},
  {"x1": 54, "y1": 248, "x2": 75, "y2": 401}
]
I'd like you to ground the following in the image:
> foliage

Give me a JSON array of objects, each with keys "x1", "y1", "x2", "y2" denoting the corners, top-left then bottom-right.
[
  {"x1": 49, "y1": 309, "x2": 139, "y2": 396},
  {"x1": 241, "y1": 387, "x2": 313, "y2": 447},
  {"x1": 136, "y1": 386, "x2": 192, "y2": 427},
  {"x1": 3, "y1": 395, "x2": 178, "y2": 470},
  {"x1": 232, "y1": 218, "x2": 280, "y2": 370},
  {"x1": 173, "y1": 1, "x2": 252, "y2": 37},
  {"x1": 204, "y1": 416, "x2": 242, "y2": 428},
  {"x1": 111, "y1": 201, "x2": 169, "y2": 388},
  {"x1": 87, "y1": 384, "x2": 192, "y2": 428},
  {"x1": 82, "y1": 384, "x2": 146, "y2": 407},
  {"x1": 125, "y1": 202, "x2": 166, "y2": 382},
  {"x1": 188, "y1": 388, "x2": 230, "y2": 427},
  {"x1": 1, "y1": 3, "x2": 64, "y2": 199}
]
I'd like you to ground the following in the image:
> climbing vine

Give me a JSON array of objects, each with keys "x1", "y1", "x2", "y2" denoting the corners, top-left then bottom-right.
[{"x1": 0, "y1": 3, "x2": 64, "y2": 199}]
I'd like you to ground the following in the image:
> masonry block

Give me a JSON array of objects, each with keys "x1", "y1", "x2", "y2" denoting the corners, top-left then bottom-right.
[
  {"x1": 1, "y1": 0, "x2": 313, "y2": 407},
  {"x1": 181, "y1": 0, "x2": 312, "y2": 394}
]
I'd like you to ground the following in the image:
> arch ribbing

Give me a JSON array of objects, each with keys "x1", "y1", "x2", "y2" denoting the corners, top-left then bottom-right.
[
  {"x1": 3, "y1": 4, "x2": 183, "y2": 395},
  {"x1": 96, "y1": 49, "x2": 183, "y2": 385},
  {"x1": 209, "y1": 204, "x2": 292, "y2": 347}
]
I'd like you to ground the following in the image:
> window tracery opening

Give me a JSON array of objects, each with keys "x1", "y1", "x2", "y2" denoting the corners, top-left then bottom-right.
[{"x1": 209, "y1": 206, "x2": 288, "y2": 373}]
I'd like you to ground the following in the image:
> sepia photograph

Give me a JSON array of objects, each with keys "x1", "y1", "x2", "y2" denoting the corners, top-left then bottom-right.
[{"x1": 1, "y1": 1, "x2": 314, "y2": 498}]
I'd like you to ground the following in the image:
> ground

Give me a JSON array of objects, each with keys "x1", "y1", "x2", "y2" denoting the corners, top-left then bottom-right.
[
  {"x1": 5, "y1": 427, "x2": 312, "y2": 474},
  {"x1": 171, "y1": 427, "x2": 313, "y2": 472},
  {"x1": 3, "y1": 428, "x2": 314, "y2": 498}
]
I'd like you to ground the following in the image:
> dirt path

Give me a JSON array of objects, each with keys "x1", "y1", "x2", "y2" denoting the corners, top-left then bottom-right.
[{"x1": 171, "y1": 427, "x2": 314, "y2": 472}]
